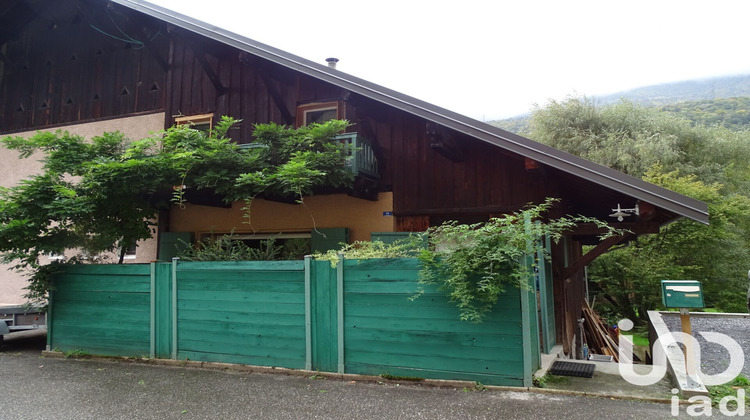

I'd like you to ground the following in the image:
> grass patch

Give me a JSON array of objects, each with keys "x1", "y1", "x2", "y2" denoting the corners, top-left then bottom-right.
[
  {"x1": 707, "y1": 375, "x2": 749, "y2": 408},
  {"x1": 533, "y1": 374, "x2": 569, "y2": 388},
  {"x1": 462, "y1": 382, "x2": 487, "y2": 392},
  {"x1": 63, "y1": 349, "x2": 90, "y2": 358}
]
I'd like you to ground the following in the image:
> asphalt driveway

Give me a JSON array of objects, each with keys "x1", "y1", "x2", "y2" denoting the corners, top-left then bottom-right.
[{"x1": 0, "y1": 331, "x2": 693, "y2": 419}]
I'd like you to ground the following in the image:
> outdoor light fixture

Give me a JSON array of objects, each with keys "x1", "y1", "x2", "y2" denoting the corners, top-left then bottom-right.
[{"x1": 609, "y1": 203, "x2": 639, "y2": 222}]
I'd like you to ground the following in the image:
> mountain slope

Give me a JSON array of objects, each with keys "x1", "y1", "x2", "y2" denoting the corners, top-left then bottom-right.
[
  {"x1": 596, "y1": 74, "x2": 750, "y2": 107},
  {"x1": 489, "y1": 74, "x2": 750, "y2": 134}
]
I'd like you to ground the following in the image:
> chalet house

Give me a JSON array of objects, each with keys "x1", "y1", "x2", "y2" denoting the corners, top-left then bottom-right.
[{"x1": 0, "y1": 0, "x2": 708, "y2": 357}]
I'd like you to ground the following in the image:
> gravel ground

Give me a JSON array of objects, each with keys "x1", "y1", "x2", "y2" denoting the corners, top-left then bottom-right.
[{"x1": 661, "y1": 313, "x2": 750, "y2": 378}]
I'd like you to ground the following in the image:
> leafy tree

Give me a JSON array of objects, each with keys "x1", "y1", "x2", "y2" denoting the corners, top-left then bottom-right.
[
  {"x1": 660, "y1": 97, "x2": 750, "y2": 130},
  {"x1": 529, "y1": 97, "x2": 750, "y2": 191},
  {"x1": 0, "y1": 118, "x2": 354, "y2": 303}
]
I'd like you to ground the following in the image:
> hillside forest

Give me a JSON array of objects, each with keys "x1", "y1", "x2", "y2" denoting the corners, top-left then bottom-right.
[{"x1": 494, "y1": 94, "x2": 750, "y2": 322}]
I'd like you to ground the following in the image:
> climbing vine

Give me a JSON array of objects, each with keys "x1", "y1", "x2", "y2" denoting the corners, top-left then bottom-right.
[{"x1": 322, "y1": 199, "x2": 624, "y2": 323}]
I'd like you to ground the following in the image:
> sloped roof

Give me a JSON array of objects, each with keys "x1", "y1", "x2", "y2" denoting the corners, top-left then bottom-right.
[{"x1": 114, "y1": 0, "x2": 708, "y2": 225}]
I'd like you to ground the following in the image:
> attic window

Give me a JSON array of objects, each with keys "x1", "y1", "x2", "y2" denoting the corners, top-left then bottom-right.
[
  {"x1": 175, "y1": 113, "x2": 214, "y2": 132},
  {"x1": 296, "y1": 101, "x2": 344, "y2": 127}
]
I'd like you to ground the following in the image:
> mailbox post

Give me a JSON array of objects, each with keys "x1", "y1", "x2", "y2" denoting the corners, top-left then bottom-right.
[{"x1": 661, "y1": 280, "x2": 705, "y2": 381}]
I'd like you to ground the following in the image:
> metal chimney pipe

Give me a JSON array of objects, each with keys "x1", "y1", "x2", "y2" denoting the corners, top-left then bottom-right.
[{"x1": 326, "y1": 57, "x2": 339, "y2": 69}]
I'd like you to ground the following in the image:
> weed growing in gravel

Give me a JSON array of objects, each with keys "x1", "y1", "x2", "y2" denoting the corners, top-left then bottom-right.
[{"x1": 708, "y1": 375, "x2": 749, "y2": 409}]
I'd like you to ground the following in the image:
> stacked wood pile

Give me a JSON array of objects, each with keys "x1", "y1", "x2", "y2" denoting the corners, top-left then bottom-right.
[{"x1": 581, "y1": 300, "x2": 636, "y2": 363}]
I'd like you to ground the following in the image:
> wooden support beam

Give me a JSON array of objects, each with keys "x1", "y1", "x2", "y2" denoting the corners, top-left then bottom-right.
[
  {"x1": 569, "y1": 222, "x2": 661, "y2": 236},
  {"x1": 194, "y1": 51, "x2": 226, "y2": 95},
  {"x1": 237, "y1": 52, "x2": 294, "y2": 126},
  {"x1": 426, "y1": 122, "x2": 464, "y2": 162},
  {"x1": 563, "y1": 233, "x2": 634, "y2": 279},
  {"x1": 259, "y1": 70, "x2": 295, "y2": 126}
]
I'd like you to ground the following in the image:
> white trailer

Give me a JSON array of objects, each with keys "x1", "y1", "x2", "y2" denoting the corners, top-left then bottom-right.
[{"x1": 0, "y1": 305, "x2": 46, "y2": 347}]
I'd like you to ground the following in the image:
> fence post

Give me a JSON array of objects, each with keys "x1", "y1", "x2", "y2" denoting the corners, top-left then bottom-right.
[
  {"x1": 148, "y1": 261, "x2": 174, "y2": 359},
  {"x1": 46, "y1": 285, "x2": 54, "y2": 352},
  {"x1": 304, "y1": 255, "x2": 312, "y2": 370},
  {"x1": 337, "y1": 253, "x2": 345, "y2": 374},
  {"x1": 519, "y1": 216, "x2": 541, "y2": 386},
  {"x1": 171, "y1": 257, "x2": 178, "y2": 360},
  {"x1": 150, "y1": 263, "x2": 156, "y2": 358}
]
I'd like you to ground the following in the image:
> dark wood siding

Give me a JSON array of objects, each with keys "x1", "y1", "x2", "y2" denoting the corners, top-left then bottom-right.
[
  {"x1": 1, "y1": 2, "x2": 548, "y2": 227},
  {"x1": 0, "y1": 2, "x2": 168, "y2": 133},
  {"x1": 381, "y1": 114, "x2": 547, "y2": 223}
]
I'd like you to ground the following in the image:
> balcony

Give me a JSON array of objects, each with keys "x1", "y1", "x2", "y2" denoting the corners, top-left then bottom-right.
[
  {"x1": 238, "y1": 132, "x2": 379, "y2": 179},
  {"x1": 335, "y1": 132, "x2": 379, "y2": 179}
]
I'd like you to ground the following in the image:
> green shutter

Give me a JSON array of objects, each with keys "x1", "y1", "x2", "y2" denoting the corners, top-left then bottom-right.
[
  {"x1": 311, "y1": 228, "x2": 349, "y2": 253},
  {"x1": 158, "y1": 232, "x2": 193, "y2": 261}
]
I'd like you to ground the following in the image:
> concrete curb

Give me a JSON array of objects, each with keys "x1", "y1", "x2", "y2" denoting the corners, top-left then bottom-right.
[{"x1": 41, "y1": 350, "x2": 675, "y2": 405}]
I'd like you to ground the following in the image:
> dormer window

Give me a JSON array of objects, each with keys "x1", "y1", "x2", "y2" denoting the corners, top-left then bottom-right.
[{"x1": 296, "y1": 101, "x2": 344, "y2": 127}]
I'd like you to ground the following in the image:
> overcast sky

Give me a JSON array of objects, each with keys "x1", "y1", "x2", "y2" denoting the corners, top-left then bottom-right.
[{"x1": 148, "y1": 0, "x2": 750, "y2": 121}]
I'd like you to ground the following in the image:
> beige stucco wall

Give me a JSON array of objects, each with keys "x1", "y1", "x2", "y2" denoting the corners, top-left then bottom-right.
[
  {"x1": 0, "y1": 112, "x2": 165, "y2": 305},
  {"x1": 169, "y1": 192, "x2": 395, "y2": 243}
]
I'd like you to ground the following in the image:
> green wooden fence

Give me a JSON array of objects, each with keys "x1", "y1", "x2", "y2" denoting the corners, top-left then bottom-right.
[
  {"x1": 49, "y1": 264, "x2": 152, "y2": 357},
  {"x1": 49, "y1": 257, "x2": 546, "y2": 386}
]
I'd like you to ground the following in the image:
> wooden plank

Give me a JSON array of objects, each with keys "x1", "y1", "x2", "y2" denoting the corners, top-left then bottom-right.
[
  {"x1": 177, "y1": 290, "x2": 304, "y2": 305},
  {"x1": 54, "y1": 280, "x2": 150, "y2": 293},
  {"x1": 344, "y1": 314, "x2": 519, "y2": 335},
  {"x1": 177, "y1": 277, "x2": 303, "y2": 293},
  {"x1": 178, "y1": 327, "x2": 304, "y2": 348},
  {"x1": 178, "y1": 319, "x2": 305, "y2": 337},
  {"x1": 344, "y1": 362, "x2": 524, "y2": 386},
  {"x1": 52, "y1": 307, "x2": 150, "y2": 323},
  {"x1": 345, "y1": 303, "x2": 521, "y2": 323},
  {"x1": 178, "y1": 311, "x2": 304, "y2": 326},
  {"x1": 345, "y1": 330, "x2": 523, "y2": 351},
  {"x1": 179, "y1": 302, "x2": 304, "y2": 318},
  {"x1": 176, "y1": 271, "x2": 303, "y2": 284},
  {"x1": 177, "y1": 338, "x2": 304, "y2": 361},
  {"x1": 52, "y1": 322, "x2": 150, "y2": 337},
  {"x1": 344, "y1": 349, "x2": 520, "y2": 375},
  {"x1": 228, "y1": 58, "x2": 242, "y2": 138},
  {"x1": 176, "y1": 350, "x2": 305, "y2": 370},
  {"x1": 59, "y1": 264, "x2": 151, "y2": 275},
  {"x1": 345, "y1": 338, "x2": 523, "y2": 363},
  {"x1": 343, "y1": 258, "x2": 421, "y2": 271},
  {"x1": 52, "y1": 290, "x2": 149, "y2": 304},
  {"x1": 177, "y1": 260, "x2": 304, "y2": 271}
]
